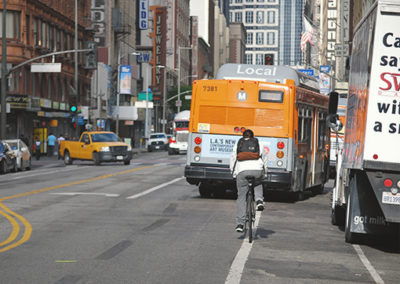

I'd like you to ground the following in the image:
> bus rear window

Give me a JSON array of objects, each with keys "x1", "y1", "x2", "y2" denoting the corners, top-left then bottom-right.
[{"x1": 259, "y1": 90, "x2": 284, "y2": 103}]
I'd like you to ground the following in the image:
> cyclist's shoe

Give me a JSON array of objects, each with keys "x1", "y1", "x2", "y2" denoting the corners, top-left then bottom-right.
[
  {"x1": 256, "y1": 200, "x2": 264, "y2": 211},
  {"x1": 235, "y1": 224, "x2": 244, "y2": 233}
]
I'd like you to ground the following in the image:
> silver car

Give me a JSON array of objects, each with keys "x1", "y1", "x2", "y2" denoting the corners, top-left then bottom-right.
[{"x1": 4, "y1": 139, "x2": 31, "y2": 171}]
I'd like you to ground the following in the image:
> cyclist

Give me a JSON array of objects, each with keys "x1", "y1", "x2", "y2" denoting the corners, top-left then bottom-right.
[{"x1": 230, "y1": 129, "x2": 268, "y2": 233}]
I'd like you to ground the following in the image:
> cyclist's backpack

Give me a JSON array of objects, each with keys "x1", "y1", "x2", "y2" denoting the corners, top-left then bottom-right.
[{"x1": 236, "y1": 137, "x2": 260, "y2": 161}]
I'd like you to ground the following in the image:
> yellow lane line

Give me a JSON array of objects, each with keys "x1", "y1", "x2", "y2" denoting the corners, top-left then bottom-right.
[
  {"x1": 0, "y1": 206, "x2": 20, "y2": 247},
  {"x1": 0, "y1": 165, "x2": 157, "y2": 253}
]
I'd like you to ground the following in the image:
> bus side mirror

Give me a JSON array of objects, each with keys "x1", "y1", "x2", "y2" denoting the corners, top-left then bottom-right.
[{"x1": 328, "y1": 91, "x2": 338, "y2": 115}]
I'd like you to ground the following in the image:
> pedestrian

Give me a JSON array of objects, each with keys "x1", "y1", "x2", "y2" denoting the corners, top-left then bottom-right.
[
  {"x1": 47, "y1": 132, "x2": 57, "y2": 157},
  {"x1": 34, "y1": 136, "x2": 41, "y2": 160},
  {"x1": 229, "y1": 129, "x2": 268, "y2": 233},
  {"x1": 56, "y1": 134, "x2": 65, "y2": 160}
]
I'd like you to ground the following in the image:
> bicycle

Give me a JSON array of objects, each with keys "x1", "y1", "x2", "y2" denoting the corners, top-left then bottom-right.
[{"x1": 245, "y1": 175, "x2": 256, "y2": 243}]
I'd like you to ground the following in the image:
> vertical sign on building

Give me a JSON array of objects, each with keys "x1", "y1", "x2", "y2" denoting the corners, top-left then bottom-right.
[
  {"x1": 91, "y1": 0, "x2": 106, "y2": 46},
  {"x1": 327, "y1": 0, "x2": 337, "y2": 65},
  {"x1": 191, "y1": 16, "x2": 199, "y2": 80},
  {"x1": 139, "y1": 0, "x2": 149, "y2": 30},
  {"x1": 120, "y1": 65, "x2": 132, "y2": 95},
  {"x1": 150, "y1": 6, "x2": 167, "y2": 101}
]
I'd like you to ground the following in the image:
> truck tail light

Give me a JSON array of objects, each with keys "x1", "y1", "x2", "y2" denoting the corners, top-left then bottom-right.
[
  {"x1": 194, "y1": 137, "x2": 202, "y2": 144},
  {"x1": 194, "y1": 146, "x2": 201, "y2": 154},
  {"x1": 277, "y1": 141, "x2": 285, "y2": 149},
  {"x1": 384, "y1": 179, "x2": 393, "y2": 187},
  {"x1": 276, "y1": 151, "x2": 284, "y2": 158}
]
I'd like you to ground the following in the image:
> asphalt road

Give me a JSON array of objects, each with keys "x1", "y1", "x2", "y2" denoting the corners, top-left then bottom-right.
[{"x1": 0, "y1": 151, "x2": 398, "y2": 284}]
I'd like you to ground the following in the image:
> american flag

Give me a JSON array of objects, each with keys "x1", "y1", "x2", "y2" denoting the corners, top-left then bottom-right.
[{"x1": 300, "y1": 17, "x2": 315, "y2": 52}]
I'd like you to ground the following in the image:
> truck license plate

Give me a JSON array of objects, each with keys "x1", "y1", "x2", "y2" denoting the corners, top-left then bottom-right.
[
  {"x1": 117, "y1": 156, "x2": 123, "y2": 160},
  {"x1": 382, "y1": 192, "x2": 400, "y2": 205},
  {"x1": 155, "y1": 146, "x2": 160, "y2": 149}
]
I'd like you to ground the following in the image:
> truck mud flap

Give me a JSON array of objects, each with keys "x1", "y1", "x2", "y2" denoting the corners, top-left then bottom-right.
[{"x1": 346, "y1": 171, "x2": 393, "y2": 238}]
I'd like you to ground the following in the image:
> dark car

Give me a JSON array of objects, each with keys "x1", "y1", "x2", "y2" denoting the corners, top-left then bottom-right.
[{"x1": 0, "y1": 141, "x2": 17, "y2": 174}]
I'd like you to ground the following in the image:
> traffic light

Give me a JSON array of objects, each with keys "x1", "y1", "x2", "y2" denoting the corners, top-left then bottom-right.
[
  {"x1": 265, "y1": 54, "x2": 274, "y2": 65},
  {"x1": 69, "y1": 96, "x2": 78, "y2": 114},
  {"x1": 85, "y1": 41, "x2": 98, "y2": 69}
]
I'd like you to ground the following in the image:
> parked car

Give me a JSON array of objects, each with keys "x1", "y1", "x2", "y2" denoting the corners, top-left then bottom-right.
[
  {"x1": 147, "y1": 133, "x2": 169, "y2": 152},
  {"x1": 0, "y1": 141, "x2": 17, "y2": 174},
  {"x1": 4, "y1": 139, "x2": 31, "y2": 171}
]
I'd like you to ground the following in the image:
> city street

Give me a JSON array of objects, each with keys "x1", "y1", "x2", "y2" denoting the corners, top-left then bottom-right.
[{"x1": 0, "y1": 151, "x2": 398, "y2": 284}]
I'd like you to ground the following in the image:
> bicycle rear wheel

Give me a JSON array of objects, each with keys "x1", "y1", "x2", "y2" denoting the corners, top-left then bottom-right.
[{"x1": 247, "y1": 191, "x2": 254, "y2": 243}]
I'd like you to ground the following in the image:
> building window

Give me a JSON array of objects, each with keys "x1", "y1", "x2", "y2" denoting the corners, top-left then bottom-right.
[
  {"x1": 256, "y1": 54, "x2": 264, "y2": 65},
  {"x1": 235, "y1": 0, "x2": 243, "y2": 3},
  {"x1": 246, "y1": 54, "x2": 253, "y2": 64},
  {"x1": 266, "y1": 31, "x2": 276, "y2": 45},
  {"x1": 246, "y1": 32, "x2": 253, "y2": 45},
  {"x1": 256, "y1": 11, "x2": 264, "y2": 24},
  {"x1": 0, "y1": 11, "x2": 21, "y2": 39},
  {"x1": 234, "y1": 12, "x2": 242, "y2": 23},
  {"x1": 257, "y1": 0, "x2": 265, "y2": 2},
  {"x1": 245, "y1": 11, "x2": 253, "y2": 24},
  {"x1": 246, "y1": 0, "x2": 254, "y2": 2},
  {"x1": 267, "y1": 10, "x2": 276, "y2": 24},
  {"x1": 256, "y1": 32, "x2": 264, "y2": 45},
  {"x1": 33, "y1": 18, "x2": 38, "y2": 45},
  {"x1": 229, "y1": 12, "x2": 232, "y2": 22}
]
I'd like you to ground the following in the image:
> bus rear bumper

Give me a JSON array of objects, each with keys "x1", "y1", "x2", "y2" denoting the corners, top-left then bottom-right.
[{"x1": 184, "y1": 165, "x2": 292, "y2": 188}]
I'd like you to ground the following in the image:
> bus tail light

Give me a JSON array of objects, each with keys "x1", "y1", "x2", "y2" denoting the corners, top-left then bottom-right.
[
  {"x1": 194, "y1": 146, "x2": 201, "y2": 154},
  {"x1": 276, "y1": 151, "x2": 284, "y2": 158},
  {"x1": 277, "y1": 141, "x2": 285, "y2": 149},
  {"x1": 194, "y1": 137, "x2": 202, "y2": 144}
]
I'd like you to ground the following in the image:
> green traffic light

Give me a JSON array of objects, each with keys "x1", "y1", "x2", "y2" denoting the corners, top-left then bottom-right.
[{"x1": 70, "y1": 106, "x2": 77, "y2": 112}]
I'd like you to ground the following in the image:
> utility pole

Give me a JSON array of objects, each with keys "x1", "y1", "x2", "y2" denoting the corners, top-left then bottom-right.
[
  {"x1": 74, "y1": 0, "x2": 79, "y2": 138},
  {"x1": 1, "y1": 0, "x2": 7, "y2": 140}
]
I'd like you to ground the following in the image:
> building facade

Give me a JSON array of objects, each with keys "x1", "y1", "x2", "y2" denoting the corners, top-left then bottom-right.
[
  {"x1": 229, "y1": 0, "x2": 303, "y2": 67},
  {"x1": 1, "y1": 0, "x2": 93, "y2": 144}
]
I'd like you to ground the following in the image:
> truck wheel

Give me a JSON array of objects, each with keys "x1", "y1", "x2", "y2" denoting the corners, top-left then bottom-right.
[
  {"x1": 64, "y1": 151, "x2": 73, "y2": 165},
  {"x1": 124, "y1": 160, "x2": 130, "y2": 165},
  {"x1": 199, "y1": 183, "x2": 212, "y2": 198},
  {"x1": 93, "y1": 152, "x2": 101, "y2": 166},
  {"x1": 168, "y1": 148, "x2": 174, "y2": 155},
  {"x1": 331, "y1": 205, "x2": 345, "y2": 226}
]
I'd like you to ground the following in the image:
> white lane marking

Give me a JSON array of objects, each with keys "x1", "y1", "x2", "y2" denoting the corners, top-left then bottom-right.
[
  {"x1": 353, "y1": 245, "x2": 385, "y2": 284},
  {"x1": 225, "y1": 211, "x2": 262, "y2": 284},
  {"x1": 50, "y1": 192, "x2": 120, "y2": 197},
  {"x1": 126, "y1": 177, "x2": 184, "y2": 200},
  {"x1": 4, "y1": 166, "x2": 92, "y2": 181}
]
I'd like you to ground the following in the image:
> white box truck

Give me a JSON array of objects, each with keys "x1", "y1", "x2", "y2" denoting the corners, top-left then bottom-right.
[{"x1": 330, "y1": 0, "x2": 400, "y2": 243}]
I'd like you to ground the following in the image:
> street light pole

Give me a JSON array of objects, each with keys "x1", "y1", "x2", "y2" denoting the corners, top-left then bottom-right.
[
  {"x1": 74, "y1": 0, "x2": 79, "y2": 138},
  {"x1": 177, "y1": 46, "x2": 192, "y2": 113},
  {"x1": 145, "y1": 63, "x2": 150, "y2": 143},
  {"x1": 1, "y1": 0, "x2": 7, "y2": 140},
  {"x1": 162, "y1": 67, "x2": 167, "y2": 133},
  {"x1": 116, "y1": 47, "x2": 121, "y2": 135}
]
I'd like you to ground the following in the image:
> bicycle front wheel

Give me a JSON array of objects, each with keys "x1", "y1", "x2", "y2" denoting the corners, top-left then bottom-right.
[{"x1": 247, "y1": 192, "x2": 254, "y2": 243}]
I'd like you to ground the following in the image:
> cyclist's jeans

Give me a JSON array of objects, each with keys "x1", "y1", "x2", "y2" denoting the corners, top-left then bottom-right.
[{"x1": 236, "y1": 170, "x2": 264, "y2": 225}]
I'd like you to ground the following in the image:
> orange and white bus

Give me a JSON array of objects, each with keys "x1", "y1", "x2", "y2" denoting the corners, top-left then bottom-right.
[{"x1": 184, "y1": 64, "x2": 330, "y2": 199}]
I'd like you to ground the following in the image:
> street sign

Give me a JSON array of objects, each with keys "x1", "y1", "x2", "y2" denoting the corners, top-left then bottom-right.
[
  {"x1": 184, "y1": 95, "x2": 192, "y2": 100},
  {"x1": 31, "y1": 63, "x2": 61, "y2": 73},
  {"x1": 175, "y1": 100, "x2": 182, "y2": 107},
  {"x1": 298, "y1": 69, "x2": 314, "y2": 76},
  {"x1": 334, "y1": 44, "x2": 349, "y2": 57}
]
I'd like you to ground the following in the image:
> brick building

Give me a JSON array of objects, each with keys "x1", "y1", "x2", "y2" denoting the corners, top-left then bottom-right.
[{"x1": 0, "y1": 0, "x2": 93, "y2": 145}]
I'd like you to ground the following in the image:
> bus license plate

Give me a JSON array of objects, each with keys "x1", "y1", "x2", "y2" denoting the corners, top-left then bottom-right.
[
  {"x1": 117, "y1": 156, "x2": 123, "y2": 160},
  {"x1": 382, "y1": 192, "x2": 400, "y2": 205}
]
